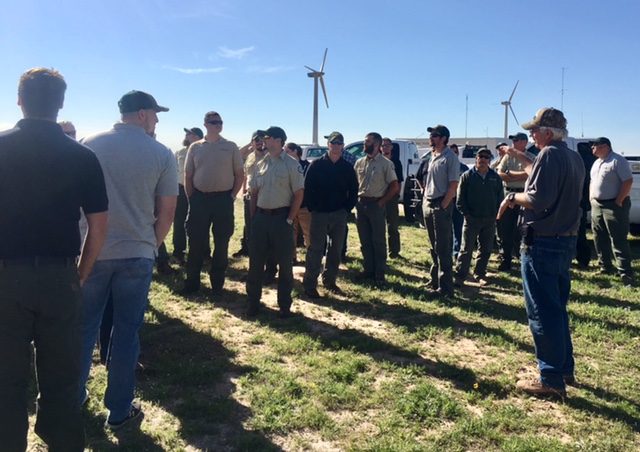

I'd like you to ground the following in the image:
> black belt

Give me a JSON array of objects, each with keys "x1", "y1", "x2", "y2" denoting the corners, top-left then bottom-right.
[
  {"x1": 258, "y1": 207, "x2": 290, "y2": 215},
  {"x1": 426, "y1": 196, "x2": 444, "y2": 205},
  {"x1": 359, "y1": 196, "x2": 381, "y2": 202},
  {"x1": 534, "y1": 229, "x2": 579, "y2": 238},
  {"x1": 593, "y1": 198, "x2": 616, "y2": 203},
  {"x1": 197, "y1": 189, "x2": 232, "y2": 196},
  {"x1": 0, "y1": 256, "x2": 77, "y2": 267},
  {"x1": 506, "y1": 188, "x2": 524, "y2": 193}
]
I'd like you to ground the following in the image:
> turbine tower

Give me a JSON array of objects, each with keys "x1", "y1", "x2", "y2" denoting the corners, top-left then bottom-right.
[
  {"x1": 305, "y1": 48, "x2": 329, "y2": 145},
  {"x1": 501, "y1": 80, "x2": 520, "y2": 138}
]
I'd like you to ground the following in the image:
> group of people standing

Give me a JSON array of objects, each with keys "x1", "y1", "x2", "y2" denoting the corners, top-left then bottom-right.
[{"x1": 1, "y1": 67, "x2": 635, "y2": 451}]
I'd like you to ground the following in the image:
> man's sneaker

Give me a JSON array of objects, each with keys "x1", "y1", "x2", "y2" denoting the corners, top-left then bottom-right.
[
  {"x1": 516, "y1": 378, "x2": 566, "y2": 398},
  {"x1": 473, "y1": 275, "x2": 489, "y2": 286},
  {"x1": 105, "y1": 402, "x2": 143, "y2": 430},
  {"x1": 564, "y1": 375, "x2": 576, "y2": 386},
  {"x1": 304, "y1": 287, "x2": 321, "y2": 299},
  {"x1": 245, "y1": 303, "x2": 261, "y2": 318},
  {"x1": 176, "y1": 285, "x2": 199, "y2": 296}
]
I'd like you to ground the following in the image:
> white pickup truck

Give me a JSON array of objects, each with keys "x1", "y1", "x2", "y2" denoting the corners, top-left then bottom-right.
[{"x1": 624, "y1": 156, "x2": 640, "y2": 235}]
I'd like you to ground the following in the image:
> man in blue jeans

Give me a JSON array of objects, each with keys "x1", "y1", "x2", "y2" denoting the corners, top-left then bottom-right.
[
  {"x1": 498, "y1": 108, "x2": 585, "y2": 398},
  {"x1": 79, "y1": 90, "x2": 177, "y2": 429}
]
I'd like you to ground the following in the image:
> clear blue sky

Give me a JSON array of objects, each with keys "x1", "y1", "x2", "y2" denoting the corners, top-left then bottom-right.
[{"x1": 1, "y1": 0, "x2": 638, "y2": 153}]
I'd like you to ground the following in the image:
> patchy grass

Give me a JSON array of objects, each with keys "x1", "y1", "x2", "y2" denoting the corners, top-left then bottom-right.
[{"x1": 26, "y1": 203, "x2": 640, "y2": 451}]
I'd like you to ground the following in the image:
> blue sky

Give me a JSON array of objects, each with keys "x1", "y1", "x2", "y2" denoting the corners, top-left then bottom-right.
[{"x1": 1, "y1": 0, "x2": 638, "y2": 153}]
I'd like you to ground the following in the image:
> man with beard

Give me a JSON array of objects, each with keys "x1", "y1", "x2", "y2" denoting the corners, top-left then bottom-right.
[
  {"x1": 354, "y1": 132, "x2": 399, "y2": 283},
  {"x1": 422, "y1": 125, "x2": 460, "y2": 298},
  {"x1": 498, "y1": 108, "x2": 584, "y2": 398},
  {"x1": 173, "y1": 126, "x2": 204, "y2": 265},
  {"x1": 79, "y1": 90, "x2": 177, "y2": 428}
]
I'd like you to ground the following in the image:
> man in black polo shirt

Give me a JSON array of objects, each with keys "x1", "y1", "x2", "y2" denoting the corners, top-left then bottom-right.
[
  {"x1": 0, "y1": 68, "x2": 108, "y2": 452},
  {"x1": 303, "y1": 132, "x2": 358, "y2": 297}
]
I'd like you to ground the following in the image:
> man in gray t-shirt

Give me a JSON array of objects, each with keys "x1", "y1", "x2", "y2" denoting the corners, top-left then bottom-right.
[
  {"x1": 589, "y1": 137, "x2": 634, "y2": 283},
  {"x1": 79, "y1": 90, "x2": 178, "y2": 429}
]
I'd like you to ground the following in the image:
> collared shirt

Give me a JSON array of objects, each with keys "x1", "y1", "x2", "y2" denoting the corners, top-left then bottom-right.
[
  {"x1": 424, "y1": 146, "x2": 460, "y2": 199},
  {"x1": 244, "y1": 148, "x2": 267, "y2": 188},
  {"x1": 175, "y1": 147, "x2": 188, "y2": 186},
  {"x1": 497, "y1": 151, "x2": 537, "y2": 189},
  {"x1": 590, "y1": 151, "x2": 632, "y2": 200},
  {"x1": 305, "y1": 154, "x2": 358, "y2": 213},
  {"x1": 354, "y1": 152, "x2": 398, "y2": 198},
  {"x1": 250, "y1": 150, "x2": 305, "y2": 209},
  {"x1": 523, "y1": 140, "x2": 585, "y2": 234},
  {"x1": 0, "y1": 119, "x2": 108, "y2": 258},
  {"x1": 185, "y1": 136, "x2": 243, "y2": 192}
]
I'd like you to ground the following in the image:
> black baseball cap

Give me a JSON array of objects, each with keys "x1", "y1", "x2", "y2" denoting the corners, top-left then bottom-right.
[
  {"x1": 118, "y1": 90, "x2": 169, "y2": 113},
  {"x1": 183, "y1": 127, "x2": 203, "y2": 139}
]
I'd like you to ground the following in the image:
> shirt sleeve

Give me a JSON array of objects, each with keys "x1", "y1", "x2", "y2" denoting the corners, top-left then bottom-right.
[
  {"x1": 290, "y1": 161, "x2": 305, "y2": 192},
  {"x1": 384, "y1": 160, "x2": 398, "y2": 184},
  {"x1": 156, "y1": 147, "x2": 179, "y2": 197},
  {"x1": 448, "y1": 154, "x2": 461, "y2": 182},
  {"x1": 525, "y1": 149, "x2": 557, "y2": 214},
  {"x1": 80, "y1": 151, "x2": 109, "y2": 214},
  {"x1": 231, "y1": 144, "x2": 244, "y2": 172},
  {"x1": 616, "y1": 155, "x2": 633, "y2": 182}
]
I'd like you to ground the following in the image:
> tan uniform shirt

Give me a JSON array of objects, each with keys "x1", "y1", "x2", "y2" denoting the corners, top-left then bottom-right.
[
  {"x1": 250, "y1": 150, "x2": 305, "y2": 209},
  {"x1": 175, "y1": 147, "x2": 188, "y2": 186},
  {"x1": 497, "y1": 151, "x2": 537, "y2": 189},
  {"x1": 354, "y1": 152, "x2": 398, "y2": 198},
  {"x1": 244, "y1": 148, "x2": 267, "y2": 188},
  {"x1": 185, "y1": 137, "x2": 243, "y2": 192}
]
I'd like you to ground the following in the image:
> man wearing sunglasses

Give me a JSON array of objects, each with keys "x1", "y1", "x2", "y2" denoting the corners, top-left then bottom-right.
[
  {"x1": 180, "y1": 111, "x2": 243, "y2": 295},
  {"x1": 302, "y1": 131, "x2": 358, "y2": 297},
  {"x1": 496, "y1": 132, "x2": 537, "y2": 271},
  {"x1": 454, "y1": 148, "x2": 504, "y2": 287},
  {"x1": 422, "y1": 124, "x2": 459, "y2": 298}
]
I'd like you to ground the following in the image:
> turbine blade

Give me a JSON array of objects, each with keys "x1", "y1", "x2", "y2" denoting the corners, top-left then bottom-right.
[
  {"x1": 304, "y1": 65, "x2": 318, "y2": 73},
  {"x1": 320, "y1": 76, "x2": 329, "y2": 108},
  {"x1": 508, "y1": 80, "x2": 519, "y2": 102},
  {"x1": 510, "y1": 105, "x2": 520, "y2": 125},
  {"x1": 320, "y1": 48, "x2": 328, "y2": 72}
]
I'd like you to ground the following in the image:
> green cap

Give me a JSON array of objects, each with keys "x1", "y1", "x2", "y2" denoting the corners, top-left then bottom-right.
[
  {"x1": 427, "y1": 124, "x2": 450, "y2": 138},
  {"x1": 324, "y1": 131, "x2": 344, "y2": 142},
  {"x1": 508, "y1": 132, "x2": 528, "y2": 141}
]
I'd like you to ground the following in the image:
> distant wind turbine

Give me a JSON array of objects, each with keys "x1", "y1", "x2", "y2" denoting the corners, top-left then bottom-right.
[
  {"x1": 305, "y1": 48, "x2": 329, "y2": 145},
  {"x1": 501, "y1": 81, "x2": 520, "y2": 138}
]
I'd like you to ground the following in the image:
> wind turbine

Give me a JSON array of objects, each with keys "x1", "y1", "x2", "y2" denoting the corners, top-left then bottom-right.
[
  {"x1": 305, "y1": 48, "x2": 329, "y2": 145},
  {"x1": 501, "y1": 80, "x2": 520, "y2": 138}
]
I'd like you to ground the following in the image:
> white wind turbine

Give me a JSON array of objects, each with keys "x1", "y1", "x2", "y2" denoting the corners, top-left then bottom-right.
[
  {"x1": 501, "y1": 80, "x2": 520, "y2": 138},
  {"x1": 305, "y1": 48, "x2": 329, "y2": 145}
]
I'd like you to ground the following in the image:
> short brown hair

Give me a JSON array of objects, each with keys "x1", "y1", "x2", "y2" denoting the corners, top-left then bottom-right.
[{"x1": 18, "y1": 68, "x2": 66, "y2": 118}]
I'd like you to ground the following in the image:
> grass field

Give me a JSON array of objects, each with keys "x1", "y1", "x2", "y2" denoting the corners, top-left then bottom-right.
[{"x1": 27, "y1": 203, "x2": 640, "y2": 451}]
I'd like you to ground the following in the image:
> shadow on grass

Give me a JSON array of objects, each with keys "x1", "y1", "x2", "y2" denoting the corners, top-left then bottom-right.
[
  {"x1": 567, "y1": 383, "x2": 640, "y2": 434},
  {"x1": 83, "y1": 304, "x2": 282, "y2": 452}
]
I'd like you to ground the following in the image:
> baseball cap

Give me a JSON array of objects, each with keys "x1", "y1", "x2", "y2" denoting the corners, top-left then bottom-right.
[
  {"x1": 118, "y1": 90, "x2": 169, "y2": 114},
  {"x1": 477, "y1": 147, "x2": 493, "y2": 158},
  {"x1": 588, "y1": 137, "x2": 611, "y2": 147},
  {"x1": 324, "y1": 131, "x2": 344, "y2": 142},
  {"x1": 496, "y1": 142, "x2": 508, "y2": 149},
  {"x1": 183, "y1": 127, "x2": 203, "y2": 139},
  {"x1": 521, "y1": 108, "x2": 567, "y2": 130},
  {"x1": 252, "y1": 130, "x2": 267, "y2": 141},
  {"x1": 263, "y1": 126, "x2": 287, "y2": 142},
  {"x1": 508, "y1": 132, "x2": 528, "y2": 141},
  {"x1": 427, "y1": 124, "x2": 450, "y2": 138}
]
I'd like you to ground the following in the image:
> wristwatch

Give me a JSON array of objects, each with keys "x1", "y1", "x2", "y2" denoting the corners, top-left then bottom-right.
[
  {"x1": 508, "y1": 192, "x2": 516, "y2": 203},
  {"x1": 286, "y1": 218, "x2": 293, "y2": 225}
]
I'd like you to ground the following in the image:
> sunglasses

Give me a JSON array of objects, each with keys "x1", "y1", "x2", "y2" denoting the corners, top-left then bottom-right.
[
  {"x1": 430, "y1": 134, "x2": 441, "y2": 138},
  {"x1": 206, "y1": 120, "x2": 223, "y2": 125},
  {"x1": 329, "y1": 140, "x2": 343, "y2": 145}
]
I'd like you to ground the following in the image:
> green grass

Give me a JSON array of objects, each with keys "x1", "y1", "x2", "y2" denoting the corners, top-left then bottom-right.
[{"x1": 26, "y1": 204, "x2": 640, "y2": 451}]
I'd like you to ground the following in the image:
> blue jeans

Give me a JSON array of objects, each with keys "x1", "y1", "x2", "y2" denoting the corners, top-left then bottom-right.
[
  {"x1": 78, "y1": 258, "x2": 154, "y2": 422},
  {"x1": 521, "y1": 236, "x2": 576, "y2": 390}
]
